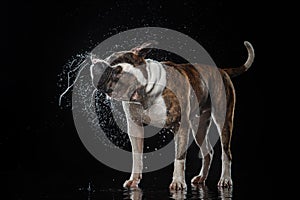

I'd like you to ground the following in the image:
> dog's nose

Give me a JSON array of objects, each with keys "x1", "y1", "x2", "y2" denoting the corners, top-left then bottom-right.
[
  {"x1": 96, "y1": 83, "x2": 105, "y2": 91},
  {"x1": 106, "y1": 88, "x2": 113, "y2": 94}
]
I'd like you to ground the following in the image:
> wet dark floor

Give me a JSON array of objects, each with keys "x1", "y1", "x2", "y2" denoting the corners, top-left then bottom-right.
[
  {"x1": 75, "y1": 185, "x2": 232, "y2": 200},
  {"x1": 5, "y1": 144, "x2": 271, "y2": 200},
  {"x1": 6, "y1": 171, "x2": 271, "y2": 200},
  {"x1": 22, "y1": 183, "x2": 233, "y2": 199}
]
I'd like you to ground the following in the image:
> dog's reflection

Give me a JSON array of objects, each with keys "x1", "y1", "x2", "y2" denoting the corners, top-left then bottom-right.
[
  {"x1": 218, "y1": 186, "x2": 233, "y2": 199},
  {"x1": 189, "y1": 183, "x2": 233, "y2": 200},
  {"x1": 123, "y1": 184, "x2": 232, "y2": 200},
  {"x1": 123, "y1": 187, "x2": 143, "y2": 200},
  {"x1": 170, "y1": 189, "x2": 187, "y2": 200},
  {"x1": 191, "y1": 184, "x2": 209, "y2": 199}
]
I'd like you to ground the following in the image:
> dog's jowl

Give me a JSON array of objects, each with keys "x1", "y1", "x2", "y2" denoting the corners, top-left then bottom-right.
[{"x1": 90, "y1": 41, "x2": 255, "y2": 189}]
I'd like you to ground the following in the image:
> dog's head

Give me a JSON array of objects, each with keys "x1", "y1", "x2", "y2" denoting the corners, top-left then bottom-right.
[{"x1": 90, "y1": 43, "x2": 152, "y2": 101}]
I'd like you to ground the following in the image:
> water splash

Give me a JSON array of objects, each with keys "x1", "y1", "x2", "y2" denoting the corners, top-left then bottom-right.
[
  {"x1": 58, "y1": 53, "x2": 90, "y2": 107},
  {"x1": 57, "y1": 51, "x2": 132, "y2": 150},
  {"x1": 57, "y1": 45, "x2": 177, "y2": 152}
]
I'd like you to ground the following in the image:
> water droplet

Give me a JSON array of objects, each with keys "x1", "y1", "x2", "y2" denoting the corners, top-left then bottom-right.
[{"x1": 87, "y1": 182, "x2": 92, "y2": 192}]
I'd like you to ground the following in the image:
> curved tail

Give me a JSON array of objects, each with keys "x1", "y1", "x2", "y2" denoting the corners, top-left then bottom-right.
[{"x1": 223, "y1": 41, "x2": 255, "y2": 78}]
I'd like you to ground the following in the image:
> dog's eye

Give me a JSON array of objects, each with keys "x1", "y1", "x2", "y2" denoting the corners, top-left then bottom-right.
[
  {"x1": 112, "y1": 73, "x2": 120, "y2": 81},
  {"x1": 114, "y1": 66, "x2": 123, "y2": 74}
]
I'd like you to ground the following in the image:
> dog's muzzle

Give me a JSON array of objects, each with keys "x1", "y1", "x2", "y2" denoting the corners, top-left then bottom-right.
[
  {"x1": 96, "y1": 66, "x2": 114, "y2": 92},
  {"x1": 90, "y1": 59, "x2": 112, "y2": 90}
]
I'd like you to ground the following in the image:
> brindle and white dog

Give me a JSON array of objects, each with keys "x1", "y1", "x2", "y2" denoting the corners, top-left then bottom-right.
[{"x1": 90, "y1": 41, "x2": 254, "y2": 189}]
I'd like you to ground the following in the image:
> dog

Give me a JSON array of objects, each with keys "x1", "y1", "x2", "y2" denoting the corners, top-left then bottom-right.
[{"x1": 90, "y1": 41, "x2": 254, "y2": 189}]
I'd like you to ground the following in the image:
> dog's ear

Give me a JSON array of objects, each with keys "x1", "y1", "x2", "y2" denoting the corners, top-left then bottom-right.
[{"x1": 131, "y1": 42, "x2": 155, "y2": 58}]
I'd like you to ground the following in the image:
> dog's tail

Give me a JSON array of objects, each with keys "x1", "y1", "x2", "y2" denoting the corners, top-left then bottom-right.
[{"x1": 223, "y1": 41, "x2": 255, "y2": 78}]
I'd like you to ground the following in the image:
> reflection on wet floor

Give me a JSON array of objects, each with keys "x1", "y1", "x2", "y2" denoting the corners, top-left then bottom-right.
[
  {"x1": 190, "y1": 184, "x2": 232, "y2": 200},
  {"x1": 89, "y1": 184, "x2": 233, "y2": 200},
  {"x1": 18, "y1": 178, "x2": 235, "y2": 199},
  {"x1": 123, "y1": 188, "x2": 143, "y2": 200},
  {"x1": 8, "y1": 170, "x2": 269, "y2": 199},
  {"x1": 123, "y1": 185, "x2": 232, "y2": 200}
]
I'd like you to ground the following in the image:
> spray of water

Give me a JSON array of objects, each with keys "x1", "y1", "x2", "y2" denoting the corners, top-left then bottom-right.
[
  {"x1": 58, "y1": 53, "x2": 90, "y2": 107},
  {"x1": 57, "y1": 51, "x2": 133, "y2": 150}
]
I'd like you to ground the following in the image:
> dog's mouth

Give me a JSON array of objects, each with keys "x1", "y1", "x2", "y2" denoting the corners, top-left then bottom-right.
[
  {"x1": 130, "y1": 87, "x2": 145, "y2": 102},
  {"x1": 105, "y1": 89, "x2": 135, "y2": 101},
  {"x1": 130, "y1": 90, "x2": 139, "y2": 101},
  {"x1": 103, "y1": 86, "x2": 145, "y2": 102}
]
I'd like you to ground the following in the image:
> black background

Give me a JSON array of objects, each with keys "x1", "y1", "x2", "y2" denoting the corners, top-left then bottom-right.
[{"x1": 2, "y1": 0, "x2": 271, "y2": 199}]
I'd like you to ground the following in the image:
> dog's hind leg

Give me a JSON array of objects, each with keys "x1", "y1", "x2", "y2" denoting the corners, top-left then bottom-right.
[
  {"x1": 212, "y1": 74, "x2": 235, "y2": 187},
  {"x1": 190, "y1": 107, "x2": 214, "y2": 185}
]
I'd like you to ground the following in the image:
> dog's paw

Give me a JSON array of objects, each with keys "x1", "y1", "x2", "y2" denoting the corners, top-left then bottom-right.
[
  {"x1": 191, "y1": 175, "x2": 206, "y2": 184},
  {"x1": 169, "y1": 179, "x2": 187, "y2": 190},
  {"x1": 123, "y1": 179, "x2": 140, "y2": 188},
  {"x1": 218, "y1": 177, "x2": 233, "y2": 187}
]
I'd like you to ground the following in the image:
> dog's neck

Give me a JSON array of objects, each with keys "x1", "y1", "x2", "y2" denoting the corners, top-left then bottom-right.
[
  {"x1": 124, "y1": 59, "x2": 166, "y2": 109},
  {"x1": 145, "y1": 59, "x2": 166, "y2": 97},
  {"x1": 134, "y1": 59, "x2": 166, "y2": 110}
]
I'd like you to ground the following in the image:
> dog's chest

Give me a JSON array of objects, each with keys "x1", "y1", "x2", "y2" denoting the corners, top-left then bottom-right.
[{"x1": 142, "y1": 95, "x2": 167, "y2": 128}]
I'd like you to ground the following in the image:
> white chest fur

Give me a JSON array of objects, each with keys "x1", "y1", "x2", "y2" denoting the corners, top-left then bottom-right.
[
  {"x1": 143, "y1": 95, "x2": 167, "y2": 128},
  {"x1": 141, "y1": 59, "x2": 167, "y2": 128}
]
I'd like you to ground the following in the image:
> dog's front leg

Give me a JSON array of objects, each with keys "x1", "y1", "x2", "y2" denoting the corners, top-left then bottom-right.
[
  {"x1": 125, "y1": 131, "x2": 144, "y2": 188},
  {"x1": 122, "y1": 102, "x2": 144, "y2": 188},
  {"x1": 169, "y1": 120, "x2": 190, "y2": 190}
]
